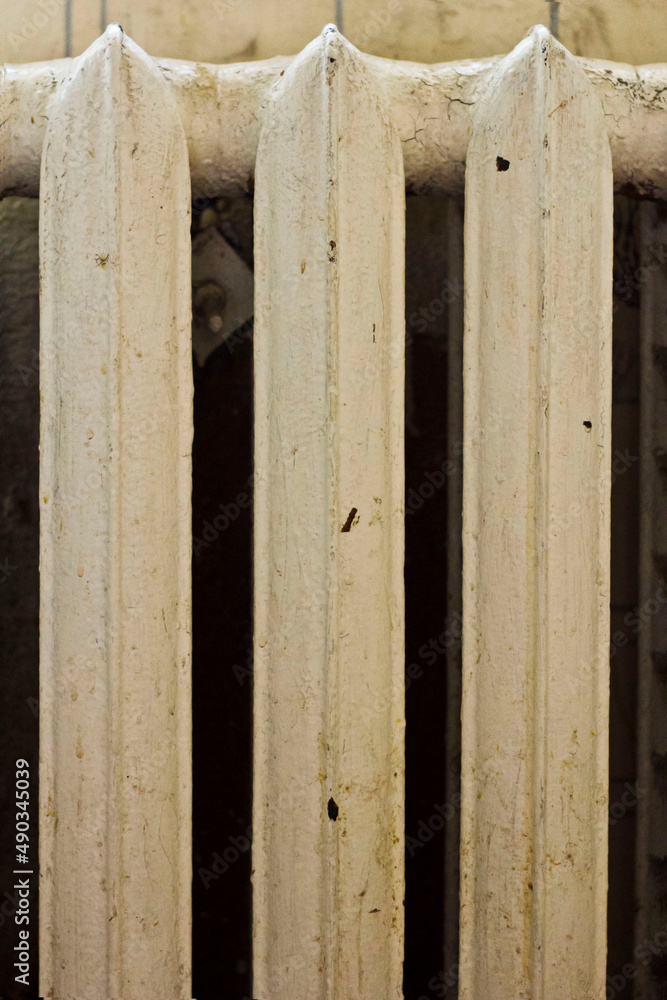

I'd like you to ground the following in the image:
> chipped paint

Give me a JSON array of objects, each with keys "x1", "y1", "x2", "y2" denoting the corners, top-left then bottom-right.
[
  {"x1": 253, "y1": 26, "x2": 404, "y2": 1000},
  {"x1": 39, "y1": 25, "x2": 192, "y2": 1000},
  {"x1": 460, "y1": 26, "x2": 612, "y2": 1000}
]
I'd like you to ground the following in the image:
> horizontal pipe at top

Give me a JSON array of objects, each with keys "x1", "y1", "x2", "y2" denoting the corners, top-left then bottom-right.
[{"x1": 1, "y1": 30, "x2": 667, "y2": 200}]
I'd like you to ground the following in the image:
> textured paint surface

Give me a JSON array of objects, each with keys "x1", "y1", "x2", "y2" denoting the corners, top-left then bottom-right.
[
  {"x1": 39, "y1": 26, "x2": 192, "y2": 1000},
  {"x1": 3, "y1": 48, "x2": 667, "y2": 200},
  {"x1": 4, "y1": 16, "x2": 646, "y2": 996},
  {"x1": 253, "y1": 26, "x2": 405, "y2": 1000},
  {"x1": 460, "y1": 26, "x2": 612, "y2": 999}
]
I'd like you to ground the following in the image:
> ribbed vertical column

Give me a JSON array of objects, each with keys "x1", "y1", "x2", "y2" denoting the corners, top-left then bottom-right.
[
  {"x1": 253, "y1": 25, "x2": 405, "y2": 1000},
  {"x1": 460, "y1": 26, "x2": 612, "y2": 1000},
  {"x1": 39, "y1": 26, "x2": 192, "y2": 1000},
  {"x1": 635, "y1": 202, "x2": 667, "y2": 1000}
]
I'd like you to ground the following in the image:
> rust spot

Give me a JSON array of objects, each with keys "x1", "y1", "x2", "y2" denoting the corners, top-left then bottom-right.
[
  {"x1": 548, "y1": 98, "x2": 569, "y2": 117},
  {"x1": 341, "y1": 508, "x2": 358, "y2": 532},
  {"x1": 496, "y1": 156, "x2": 510, "y2": 172}
]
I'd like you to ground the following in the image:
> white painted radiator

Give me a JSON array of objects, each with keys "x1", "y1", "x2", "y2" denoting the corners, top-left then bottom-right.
[{"x1": 1, "y1": 17, "x2": 665, "y2": 999}]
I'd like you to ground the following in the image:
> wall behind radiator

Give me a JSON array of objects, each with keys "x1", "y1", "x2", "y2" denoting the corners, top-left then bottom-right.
[{"x1": 1, "y1": 0, "x2": 666, "y2": 67}]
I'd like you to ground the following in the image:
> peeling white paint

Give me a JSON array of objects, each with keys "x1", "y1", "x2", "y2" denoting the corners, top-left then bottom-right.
[
  {"x1": 2, "y1": 40, "x2": 667, "y2": 199},
  {"x1": 253, "y1": 26, "x2": 405, "y2": 1000},
  {"x1": 460, "y1": 26, "x2": 612, "y2": 1000},
  {"x1": 10, "y1": 16, "x2": 640, "y2": 997},
  {"x1": 39, "y1": 26, "x2": 192, "y2": 1000}
]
